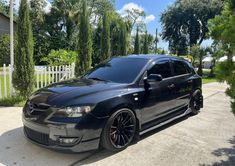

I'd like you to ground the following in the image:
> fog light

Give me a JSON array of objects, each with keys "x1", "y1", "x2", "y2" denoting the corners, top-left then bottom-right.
[{"x1": 58, "y1": 137, "x2": 79, "y2": 144}]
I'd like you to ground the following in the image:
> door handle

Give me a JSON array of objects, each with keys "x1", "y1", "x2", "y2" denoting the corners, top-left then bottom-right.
[
  {"x1": 188, "y1": 80, "x2": 193, "y2": 84},
  {"x1": 168, "y1": 84, "x2": 175, "y2": 89}
]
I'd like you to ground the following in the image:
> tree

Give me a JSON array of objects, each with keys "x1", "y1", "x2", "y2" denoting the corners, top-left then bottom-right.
[
  {"x1": 117, "y1": 21, "x2": 128, "y2": 56},
  {"x1": 75, "y1": 1, "x2": 92, "y2": 76},
  {"x1": 209, "y1": 0, "x2": 235, "y2": 61},
  {"x1": 190, "y1": 45, "x2": 205, "y2": 76},
  {"x1": 13, "y1": 0, "x2": 35, "y2": 98},
  {"x1": 209, "y1": 0, "x2": 235, "y2": 114},
  {"x1": 134, "y1": 27, "x2": 140, "y2": 54},
  {"x1": 161, "y1": 0, "x2": 224, "y2": 55},
  {"x1": 119, "y1": 3, "x2": 145, "y2": 30},
  {"x1": 0, "y1": 0, "x2": 8, "y2": 15},
  {"x1": 190, "y1": 45, "x2": 201, "y2": 67},
  {"x1": 109, "y1": 13, "x2": 130, "y2": 57},
  {"x1": 92, "y1": 21, "x2": 102, "y2": 65},
  {"x1": 29, "y1": 0, "x2": 49, "y2": 64},
  {"x1": 101, "y1": 11, "x2": 111, "y2": 61},
  {"x1": 143, "y1": 31, "x2": 149, "y2": 54},
  {"x1": 154, "y1": 28, "x2": 159, "y2": 54}
]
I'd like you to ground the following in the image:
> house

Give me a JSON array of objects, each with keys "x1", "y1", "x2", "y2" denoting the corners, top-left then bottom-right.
[
  {"x1": 202, "y1": 56, "x2": 214, "y2": 69},
  {"x1": 218, "y1": 56, "x2": 235, "y2": 62},
  {"x1": 0, "y1": 12, "x2": 17, "y2": 36}
]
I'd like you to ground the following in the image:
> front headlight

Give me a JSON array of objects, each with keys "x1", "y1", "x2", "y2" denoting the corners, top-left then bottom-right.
[{"x1": 54, "y1": 106, "x2": 92, "y2": 118}]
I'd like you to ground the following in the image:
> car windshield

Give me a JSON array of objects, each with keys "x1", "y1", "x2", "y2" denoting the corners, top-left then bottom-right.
[{"x1": 83, "y1": 58, "x2": 148, "y2": 84}]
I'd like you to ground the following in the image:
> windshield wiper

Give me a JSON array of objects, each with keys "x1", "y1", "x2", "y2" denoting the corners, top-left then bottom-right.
[{"x1": 87, "y1": 77, "x2": 111, "y2": 82}]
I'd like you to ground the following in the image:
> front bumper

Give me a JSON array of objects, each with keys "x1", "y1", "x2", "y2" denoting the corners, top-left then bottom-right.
[{"x1": 22, "y1": 114, "x2": 107, "y2": 153}]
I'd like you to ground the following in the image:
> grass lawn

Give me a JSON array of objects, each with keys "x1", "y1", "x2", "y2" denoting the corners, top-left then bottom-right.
[
  {"x1": 202, "y1": 77, "x2": 217, "y2": 84},
  {"x1": 202, "y1": 69, "x2": 217, "y2": 84},
  {"x1": 0, "y1": 75, "x2": 10, "y2": 98},
  {"x1": 0, "y1": 96, "x2": 25, "y2": 107}
]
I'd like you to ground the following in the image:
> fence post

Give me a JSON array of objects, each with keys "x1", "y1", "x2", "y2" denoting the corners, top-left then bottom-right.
[
  {"x1": 52, "y1": 66, "x2": 55, "y2": 83},
  {"x1": 3, "y1": 64, "x2": 7, "y2": 98},
  {"x1": 0, "y1": 72, "x2": 2, "y2": 99},
  {"x1": 9, "y1": 64, "x2": 13, "y2": 97},
  {"x1": 48, "y1": 66, "x2": 51, "y2": 84},
  {"x1": 44, "y1": 67, "x2": 47, "y2": 86},
  {"x1": 55, "y1": 66, "x2": 58, "y2": 82},
  {"x1": 72, "y1": 63, "x2": 75, "y2": 78},
  {"x1": 40, "y1": 69, "x2": 43, "y2": 88},
  {"x1": 59, "y1": 66, "x2": 61, "y2": 80},
  {"x1": 36, "y1": 68, "x2": 39, "y2": 89},
  {"x1": 69, "y1": 64, "x2": 72, "y2": 79}
]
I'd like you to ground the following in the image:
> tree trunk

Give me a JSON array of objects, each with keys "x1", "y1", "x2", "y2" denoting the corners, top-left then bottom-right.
[
  {"x1": 197, "y1": 54, "x2": 203, "y2": 76},
  {"x1": 228, "y1": 49, "x2": 233, "y2": 62}
]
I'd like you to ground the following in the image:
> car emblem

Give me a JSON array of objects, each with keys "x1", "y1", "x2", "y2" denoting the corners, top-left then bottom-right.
[{"x1": 28, "y1": 103, "x2": 35, "y2": 114}]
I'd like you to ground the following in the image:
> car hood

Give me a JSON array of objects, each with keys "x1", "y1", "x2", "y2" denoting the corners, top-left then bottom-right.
[{"x1": 29, "y1": 78, "x2": 127, "y2": 107}]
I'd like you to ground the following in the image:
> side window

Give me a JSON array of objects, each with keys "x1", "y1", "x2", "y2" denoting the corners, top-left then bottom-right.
[
  {"x1": 148, "y1": 60, "x2": 172, "y2": 79},
  {"x1": 184, "y1": 62, "x2": 193, "y2": 74},
  {"x1": 173, "y1": 60, "x2": 189, "y2": 76}
]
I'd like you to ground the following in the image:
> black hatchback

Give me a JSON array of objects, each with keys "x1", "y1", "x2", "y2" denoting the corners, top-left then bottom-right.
[{"x1": 22, "y1": 55, "x2": 203, "y2": 152}]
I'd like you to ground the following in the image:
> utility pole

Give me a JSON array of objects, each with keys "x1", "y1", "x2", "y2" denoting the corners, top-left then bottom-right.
[
  {"x1": 10, "y1": 0, "x2": 14, "y2": 96},
  {"x1": 154, "y1": 28, "x2": 158, "y2": 54}
]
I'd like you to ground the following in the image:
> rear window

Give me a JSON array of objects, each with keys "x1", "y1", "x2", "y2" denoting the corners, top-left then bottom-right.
[{"x1": 172, "y1": 60, "x2": 190, "y2": 76}]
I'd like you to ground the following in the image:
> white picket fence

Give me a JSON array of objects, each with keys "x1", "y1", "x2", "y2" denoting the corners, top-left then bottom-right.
[{"x1": 0, "y1": 64, "x2": 75, "y2": 99}]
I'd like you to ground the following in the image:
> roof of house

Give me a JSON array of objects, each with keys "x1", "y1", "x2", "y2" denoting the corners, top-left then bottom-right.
[{"x1": 0, "y1": 12, "x2": 17, "y2": 24}]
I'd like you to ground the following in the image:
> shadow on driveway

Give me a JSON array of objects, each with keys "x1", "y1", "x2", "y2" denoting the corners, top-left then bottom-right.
[
  {"x1": 0, "y1": 115, "x2": 190, "y2": 166},
  {"x1": 199, "y1": 136, "x2": 235, "y2": 166}
]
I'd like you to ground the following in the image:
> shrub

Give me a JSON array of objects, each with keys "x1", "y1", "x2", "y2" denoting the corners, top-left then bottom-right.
[
  {"x1": 0, "y1": 34, "x2": 17, "y2": 66},
  {"x1": 0, "y1": 96, "x2": 25, "y2": 107},
  {"x1": 41, "y1": 49, "x2": 77, "y2": 66},
  {"x1": 215, "y1": 61, "x2": 235, "y2": 114}
]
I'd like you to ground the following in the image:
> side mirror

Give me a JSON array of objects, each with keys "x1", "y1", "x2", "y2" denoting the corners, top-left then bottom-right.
[{"x1": 147, "y1": 74, "x2": 163, "y2": 82}]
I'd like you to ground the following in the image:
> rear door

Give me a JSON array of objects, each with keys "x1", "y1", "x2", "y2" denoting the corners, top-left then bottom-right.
[{"x1": 171, "y1": 59, "x2": 193, "y2": 108}]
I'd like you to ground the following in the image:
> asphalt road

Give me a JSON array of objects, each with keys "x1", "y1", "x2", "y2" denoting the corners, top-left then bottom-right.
[{"x1": 0, "y1": 82, "x2": 234, "y2": 166}]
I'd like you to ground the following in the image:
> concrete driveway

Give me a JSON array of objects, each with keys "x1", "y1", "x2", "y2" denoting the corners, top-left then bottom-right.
[{"x1": 0, "y1": 82, "x2": 235, "y2": 166}]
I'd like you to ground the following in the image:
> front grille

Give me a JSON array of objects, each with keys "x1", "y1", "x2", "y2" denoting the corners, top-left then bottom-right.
[
  {"x1": 24, "y1": 101, "x2": 51, "y2": 116},
  {"x1": 24, "y1": 126, "x2": 49, "y2": 145}
]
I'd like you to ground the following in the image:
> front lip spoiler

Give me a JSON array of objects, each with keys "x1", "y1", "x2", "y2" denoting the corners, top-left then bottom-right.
[{"x1": 23, "y1": 131, "x2": 100, "y2": 153}]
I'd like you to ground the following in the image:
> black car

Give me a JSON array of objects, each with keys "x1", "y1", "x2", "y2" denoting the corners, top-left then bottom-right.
[{"x1": 22, "y1": 55, "x2": 203, "y2": 152}]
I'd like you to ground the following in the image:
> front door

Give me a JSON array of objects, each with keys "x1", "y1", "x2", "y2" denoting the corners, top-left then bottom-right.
[{"x1": 141, "y1": 59, "x2": 177, "y2": 124}]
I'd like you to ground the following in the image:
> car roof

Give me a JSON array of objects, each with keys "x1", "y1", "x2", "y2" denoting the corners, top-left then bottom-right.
[{"x1": 123, "y1": 54, "x2": 185, "y2": 61}]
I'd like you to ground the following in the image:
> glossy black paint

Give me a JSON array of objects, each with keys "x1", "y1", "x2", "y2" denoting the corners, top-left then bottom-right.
[{"x1": 22, "y1": 55, "x2": 203, "y2": 152}]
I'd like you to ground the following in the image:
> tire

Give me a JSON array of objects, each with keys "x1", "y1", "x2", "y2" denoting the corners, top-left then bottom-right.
[
  {"x1": 100, "y1": 108, "x2": 137, "y2": 152},
  {"x1": 190, "y1": 91, "x2": 202, "y2": 115}
]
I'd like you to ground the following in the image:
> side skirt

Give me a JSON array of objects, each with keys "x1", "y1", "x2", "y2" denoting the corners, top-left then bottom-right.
[{"x1": 139, "y1": 107, "x2": 192, "y2": 135}]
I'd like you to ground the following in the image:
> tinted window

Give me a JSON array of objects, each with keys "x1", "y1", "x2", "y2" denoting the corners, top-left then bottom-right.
[
  {"x1": 184, "y1": 61, "x2": 194, "y2": 73},
  {"x1": 84, "y1": 58, "x2": 148, "y2": 83},
  {"x1": 148, "y1": 60, "x2": 172, "y2": 79},
  {"x1": 173, "y1": 60, "x2": 189, "y2": 76}
]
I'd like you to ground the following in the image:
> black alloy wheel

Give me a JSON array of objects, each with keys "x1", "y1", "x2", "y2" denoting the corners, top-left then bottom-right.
[
  {"x1": 101, "y1": 108, "x2": 136, "y2": 151},
  {"x1": 190, "y1": 92, "x2": 201, "y2": 115}
]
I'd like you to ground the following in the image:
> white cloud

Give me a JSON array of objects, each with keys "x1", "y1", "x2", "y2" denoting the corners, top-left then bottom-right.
[
  {"x1": 144, "y1": 14, "x2": 155, "y2": 24},
  {"x1": 118, "y1": 2, "x2": 155, "y2": 24},
  {"x1": 119, "y1": 2, "x2": 144, "y2": 13},
  {"x1": 44, "y1": 1, "x2": 51, "y2": 13}
]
